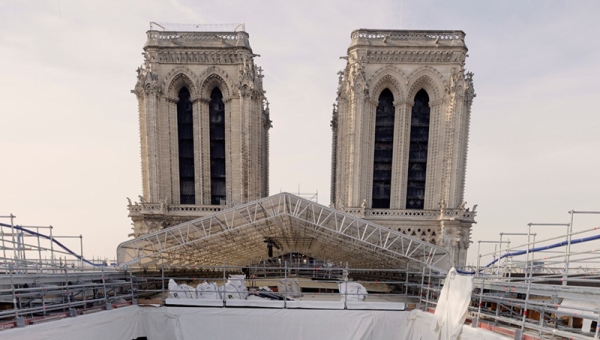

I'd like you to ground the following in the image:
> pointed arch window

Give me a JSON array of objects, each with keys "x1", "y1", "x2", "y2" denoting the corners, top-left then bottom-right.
[
  {"x1": 406, "y1": 89, "x2": 430, "y2": 210},
  {"x1": 177, "y1": 87, "x2": 195, "y2": 204},
  {"x1": 209, "y1": 88, "x2": 226, "y2": 205},
  {"x1": 372, "y1": 89, "x2": 395, "y2": 209}
]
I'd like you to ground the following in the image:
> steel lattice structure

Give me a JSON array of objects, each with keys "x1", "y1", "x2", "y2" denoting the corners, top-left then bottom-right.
[{"x1": 117, "y1": 193, "x2": 450, "y2": 272}]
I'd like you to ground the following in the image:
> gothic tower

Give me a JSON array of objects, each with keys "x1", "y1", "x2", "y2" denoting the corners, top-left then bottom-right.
[
  {"x1": 129, "y1": 24, "x2": 271, "y2": 237},
  {"x1": 331, "y1": 30, "x2": 476, "y2": 267}
]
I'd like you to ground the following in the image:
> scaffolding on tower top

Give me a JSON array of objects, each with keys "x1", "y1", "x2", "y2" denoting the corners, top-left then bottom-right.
[{"x1": 150, "y1": 22, "x2": 246, "y2": 32}]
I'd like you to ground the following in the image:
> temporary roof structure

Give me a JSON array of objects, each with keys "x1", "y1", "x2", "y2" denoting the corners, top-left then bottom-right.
[{"x1": 117, "y1": 193, "x2": 450, "y2": 272}]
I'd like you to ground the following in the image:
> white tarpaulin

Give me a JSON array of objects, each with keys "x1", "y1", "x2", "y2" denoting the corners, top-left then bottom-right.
[
  {"x1": 220, "y1": 274, "x2": 249, "y2": 299},
  {"x1": 0, "y1": 306, "x2": 509, "y2": 340},
  {"x1": 0, "y1": 306, "x2": 143, "y2": 340},
  {"x1": 431, "y1": 267, "x2": 474, "y2": 340},
  {"x1": 168, "y1": 279, "x2": 196, "y2": 299},
  {"x1": 338, "y1": 282, "x2": 368, "y2": 301},
  {"x1": 196, "y1": 281, "x2": 220, "y2": 299}
]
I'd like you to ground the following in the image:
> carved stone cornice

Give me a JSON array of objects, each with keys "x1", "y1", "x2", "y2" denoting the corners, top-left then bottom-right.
[
  {"x1": 157, "y1": 50, "x2": 250, "y2": 65},
  {"x1": 366, "y1": 50, "x2": 460, "y2": 64},
  {"x1": 164, "y1": 96, "x2": 179, "y2": 103}
]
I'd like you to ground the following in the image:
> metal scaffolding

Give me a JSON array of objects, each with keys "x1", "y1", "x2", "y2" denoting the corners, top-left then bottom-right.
[
  {"x1": 420, "y1": 209, "x2": 600, "y2": 340},
  {"x1": 117, "y1": 192, "x2": 451, "y2": 272},
  {"x1": 0, "y1": 215, "x2": 111, "y2": 270}
]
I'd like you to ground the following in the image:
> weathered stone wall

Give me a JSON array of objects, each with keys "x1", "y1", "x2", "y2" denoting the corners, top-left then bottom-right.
[
  {"x1": 331, "y1": 30, "x2": 477, "y2": 267},
  {"x1": 129, "y1": 30, "x2": 271, "y2": 237}
]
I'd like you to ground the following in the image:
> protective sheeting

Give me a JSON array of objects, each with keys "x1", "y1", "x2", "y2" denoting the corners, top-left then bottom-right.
[
  {"x1": 0, "y1": 306, "x2": 143, "y2": 340},
  {"x1": 401, "y1": 310, "x2": 509, "y2": 340},
  {"x1": 338, "y1": 282, "x2": 368, "y2": 301},
  {"x1": 431, "y1": 268, "x2": 474, "y2": 340},
  {"x1": 168, "y1": 279, "x2": 196, "y2": 299},
  {"x1": 0, "y1": 306, "x2": 510, "y2": 340},
  {"x1": 220, "y1": 275, "x2": 249, "y2": 299},
  {"x1": 168, "y1": 276, "x2": 247, "y2": 300},
  {"x1": 196, "y1": 281, "x2": 219, "y2": 299}
]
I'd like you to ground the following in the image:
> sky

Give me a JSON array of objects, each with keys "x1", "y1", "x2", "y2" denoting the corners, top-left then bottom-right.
[{"x1": 0, "y1": 0, "x2": 599, "y2": 266}]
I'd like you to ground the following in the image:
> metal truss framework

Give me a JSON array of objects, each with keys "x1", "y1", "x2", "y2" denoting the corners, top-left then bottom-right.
[{"x1": 117, "y1": 193, "x2": 450, "y2": 272}]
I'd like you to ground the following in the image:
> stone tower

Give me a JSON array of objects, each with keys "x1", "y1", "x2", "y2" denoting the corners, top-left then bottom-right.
[
  {"x1": 331, "y1": 29, "x2": 476, "y2": 267},
  {"x1": 129, "y1": 24, "x2": 271, "y2": 237}
]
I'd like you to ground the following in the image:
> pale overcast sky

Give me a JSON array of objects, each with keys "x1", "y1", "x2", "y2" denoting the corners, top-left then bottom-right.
[{"x1": 1, "y1": 0, "x2": 599, "y2": 265}]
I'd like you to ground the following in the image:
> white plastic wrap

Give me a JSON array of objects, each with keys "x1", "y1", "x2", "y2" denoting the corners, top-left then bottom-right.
[
  {"x1": 219, "y1": 274, "x2": 248, "y2": 299},
  {"x1": 338, "y1": 281, "x2": 368, "y2": 301},
  {"x1": 168, "y1": 279, "x2": 196, "y2": 299},
  {"x1": 430, "y1": 268, "x2": 474, "y2": 340},
  {"x1": 195, "y1": 281, "x2": 219, "y2": 299}
]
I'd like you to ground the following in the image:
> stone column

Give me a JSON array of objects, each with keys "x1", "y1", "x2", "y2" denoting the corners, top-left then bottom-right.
[
  {"x1": 394, "y1": 100, "x2": 413, "y2": 209},
  {"x1": 191, "y1": 96, "x2": 202, "y2": 205},
  {"x1": 425, "y1": 99, "x2": 445, "y2": 210},
  {"x1": 364, "y1": 98, "x2": 377, "y2": 207},
  {"x1": 199, "y1": 98, "x2": 212, "y2": 205},
  {"x1": 165, "y1": 96, "x2": 180, "y2": 204}
]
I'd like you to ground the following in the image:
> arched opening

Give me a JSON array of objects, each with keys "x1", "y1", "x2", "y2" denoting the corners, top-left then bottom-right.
[
  {"x1": 372, "y1": 89, "x2": 394, "y2": 209},
  {"x1": 406, "y1": 89, "x2": 430, "y2": 210},
  {"x1": 209, "y1": 88, "x2": 226, "y2": 205},
  {"x1": 177, "y1": 87, "x2": 195, "y2": 204}
]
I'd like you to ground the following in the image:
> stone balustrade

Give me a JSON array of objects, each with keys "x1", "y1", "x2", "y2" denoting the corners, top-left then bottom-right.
[
  {"x1": 128, "y1": 203, "x2": 223, "y2": 216},
  {"x1": 350, "y1": 29, "x2": 465, "y2": 42},
  {"x1": 145, "y1": 30, "x2": 252, "y2": 49},
  {"x1": 147, "y1": 30, "x2": 248, "y2": 42},
  {"x1": 343, "y1": 208, "x2": 476, "y2": 222}
]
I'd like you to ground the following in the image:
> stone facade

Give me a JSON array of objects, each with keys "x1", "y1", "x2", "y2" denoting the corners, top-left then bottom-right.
[
  {"x1": 330, "y1": 30, "x2": 477, "y2": 267},
  {"x1": 128, "y1": 28, "x2": 271, "y2": 237}
]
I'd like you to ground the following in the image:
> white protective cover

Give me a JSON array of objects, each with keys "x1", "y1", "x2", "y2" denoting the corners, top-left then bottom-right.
[
  {"x1": 338, "y1": 281, "x2": 368, "y2": 302},
  {"x1": 430, "y1": 268, "x2": 474, "y2": 340},
  {"x1": 168, "y1": 279, "x2": 196, "y2": 299},
  {"x1": 195, "y1": 281, "x2": 219, "y2": 299},
  {"x1": 0, "y1": 306, "x2": 510, "y2": 340},
  {"x1": 0, "y1": 306, "x2": 143, "y2": 340},
  {"x1": 219, "y1": 274, "x2": 249, "y2": 299}
]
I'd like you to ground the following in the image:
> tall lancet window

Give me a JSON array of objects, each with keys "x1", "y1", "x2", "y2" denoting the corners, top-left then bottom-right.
[
  {"x1": 406, "y1": 89, "x2": 430, "y2": 210},
  {"x1": 372, "y1": 89, "x2": 395, "y2": 209},
  {"x1": 209, "y1": 88, "x2": 226, "y2": 205},
  {"x1": 177, "y1": 87, "x2": 196, "y2": 204}
]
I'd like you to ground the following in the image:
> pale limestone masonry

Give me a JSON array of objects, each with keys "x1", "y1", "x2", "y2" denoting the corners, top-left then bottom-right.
[
  {"x1": 330, "y1": 30, "x2": 477, "y2": 267},
  {"x1": 129, "y1": 28, "x2": 271, "y2": 237}
]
